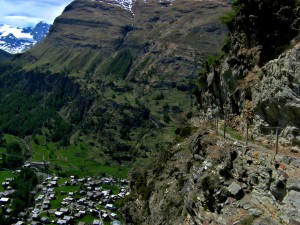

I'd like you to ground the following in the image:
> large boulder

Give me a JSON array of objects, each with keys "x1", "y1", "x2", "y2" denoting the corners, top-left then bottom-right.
[{"x1": 228, "y1": 182, "x2": 242, "y2": 195}]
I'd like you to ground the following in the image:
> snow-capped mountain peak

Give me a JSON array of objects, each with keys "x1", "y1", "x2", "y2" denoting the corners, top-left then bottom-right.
[{"x1": 0, "y1": 22, "x2": 50, "y2": 54}]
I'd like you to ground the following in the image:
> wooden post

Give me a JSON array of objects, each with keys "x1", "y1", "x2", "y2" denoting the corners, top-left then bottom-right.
[
  {"x1": 275, "y1": 127, "x2": 279, "y2": 155},
  {"x1": 246, "y1": 123, "x2": 249, "y2": 147},
  {"x1": 223, "y1": 117, "x2": 226, "y2": 139},
  {"x1": 216, "y1": 119, "x2": 219, "y2": 132},
  {"x1": 215, "y1": 119, "x2": 217, "y2": 131}
]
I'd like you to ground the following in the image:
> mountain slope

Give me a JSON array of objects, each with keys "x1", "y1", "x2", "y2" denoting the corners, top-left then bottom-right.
[
  {"x1": 0, "y1": 49, "x2": 12, "y2": 62},
  {"x1": 23, "y1": 0, "x2": 230, "y2": 80}
]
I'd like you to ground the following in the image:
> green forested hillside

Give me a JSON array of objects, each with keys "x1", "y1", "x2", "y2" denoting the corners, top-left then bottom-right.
[{"x1": 0, "y1": 49, "x2": 12, "y2": 62}]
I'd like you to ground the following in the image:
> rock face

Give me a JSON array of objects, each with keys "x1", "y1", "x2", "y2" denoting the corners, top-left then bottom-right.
[
  {"x1": 123, "y1": 129, "x2": 300, "y2": 224},
  {"x1": 195, "y1": 0, "x2": 300, "y2": 145},
  {"x1": 227, "y1": 182, "x2": 242, "y2": 195},
  {"x1": 253, "y1": 43, "x2": 300, "y2": 145}
]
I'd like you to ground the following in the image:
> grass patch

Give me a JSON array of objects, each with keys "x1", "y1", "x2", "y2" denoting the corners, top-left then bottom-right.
[
  {"x1": 102, "y1": 184, "x2": 120, "y2": 195},
  {"x1": 104, "y1": 49, "x2": 133, "y2": 79},
  {"x1": 240, "y1": 215, "x2": 255, "y2": 225},
  {"x1": 49, "y1": 196, "x2": 63, "y2": 210},
  {"x1": 3, "y1": 134, "x2": 20, "y2": 144},
  {"x1": 0, "y1": 170, "x2": 15, "y2": 191},
  {"x1": 97, "y1": 165, "x2": 129, "y2": 179},
  {"x1": 79, "y1": 215, "x2": 97, "y2": 223},
  {"x1": 0, "y1": 147, "x2": 6, "y2": 154},
  {"x1": 27, "y1": 135, "x2": 129, "y2": 178},
  {"x1": 220, "y1": 124, "x2": 244, "y2": 141},
  {"x1": 50, "y1": 185, "x2": 80, "y2": 209}
]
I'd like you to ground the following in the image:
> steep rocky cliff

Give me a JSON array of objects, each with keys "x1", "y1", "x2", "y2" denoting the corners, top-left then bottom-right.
[
  {"x1": 253, "y1": 43, "x2": 300, "y2": 145},
  {"x1": 122, "y1": 127, "x2": 300, "y2": 224},
  {"x1": 196, "y1": 0, "x2": 300, "y2": 146}
]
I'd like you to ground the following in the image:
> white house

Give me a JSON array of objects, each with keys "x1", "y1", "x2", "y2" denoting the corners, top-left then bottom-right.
[{"x1": 0, "y1": 197, "x2": 10, "y2": 204}]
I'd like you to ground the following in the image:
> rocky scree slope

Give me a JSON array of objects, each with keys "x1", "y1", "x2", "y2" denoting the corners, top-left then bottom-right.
[
  {"x1": 196, "y1": 0, "x2": 300, "y2": 146},
  {"x1": 122, "y1": 128, "x2": 300, "y2": 224}
]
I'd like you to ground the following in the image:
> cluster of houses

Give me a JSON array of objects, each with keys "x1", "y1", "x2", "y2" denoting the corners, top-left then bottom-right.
[
  {"x1": 1, "y1": 173, "x2": 129, "y2": 225},
  {"x1": 0, "y1": 177, "x2": 15, "y2": 210}
]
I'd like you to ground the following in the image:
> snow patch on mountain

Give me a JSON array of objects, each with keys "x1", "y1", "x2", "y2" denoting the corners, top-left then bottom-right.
[
  {"x1": 0, "y1": 44, "x2": 30, "y2": 55},
  {"x1": 93, "y1": 0, "x2": 134, "y2": 11},
  {"x1": 93, "y1": 0, "x2": 181, "y2": 12},
  {"x1": 0, "y1": 25, "x2": 34, "y2": 40}
]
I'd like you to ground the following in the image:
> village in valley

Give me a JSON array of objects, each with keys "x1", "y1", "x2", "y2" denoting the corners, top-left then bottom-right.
[{"x1": 0, "y1": 162, "x2": 129, "y2": 225}]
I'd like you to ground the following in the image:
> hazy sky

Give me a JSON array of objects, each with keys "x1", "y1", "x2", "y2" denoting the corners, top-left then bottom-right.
[{"x1": 1, "y1": 0, "x2": 74, "y2": 27}]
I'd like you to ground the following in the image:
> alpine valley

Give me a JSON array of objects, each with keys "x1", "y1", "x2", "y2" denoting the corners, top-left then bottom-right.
[
  {"x1": 0, "y1": 0, "x2": 231, "y2": 172},
  {"x1": 0, "y1": 0, "x2": 299, "y2": 224}
]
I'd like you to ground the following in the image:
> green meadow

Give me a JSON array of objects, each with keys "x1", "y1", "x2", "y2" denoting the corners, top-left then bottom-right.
[{"x1": 1, "y1": 134, "x2": 129, "y2": 179}]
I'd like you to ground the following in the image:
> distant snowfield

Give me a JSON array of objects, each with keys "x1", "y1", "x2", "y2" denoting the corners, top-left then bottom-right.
[
  {"x1": 0, "y1": 25, "x2": 34, "y2": 40},
  {"x1": 0, "y1": 45, "x2": 28, "y2": 54},
  {"x1": 0, "y1": 23, "x2": 49, "y2": 54}
]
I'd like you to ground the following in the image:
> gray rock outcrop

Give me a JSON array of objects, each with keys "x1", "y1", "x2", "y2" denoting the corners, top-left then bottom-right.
[
  {"x1": 196, "y1": 0, "x2": 300, "y2": 146},
  {"x1": 253, "y1": 43, "x2": 300, "y2": 145},
  {"x1": 228, "y1": 182, "x2": 242, "y2": 195}
]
